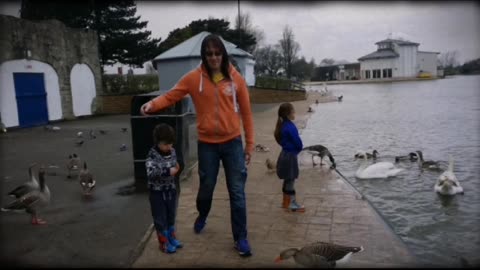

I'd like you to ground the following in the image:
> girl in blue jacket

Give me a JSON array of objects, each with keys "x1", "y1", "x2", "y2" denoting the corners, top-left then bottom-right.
[{"x1": 274, "y1": 102, "x2": 305, "y2": 212}]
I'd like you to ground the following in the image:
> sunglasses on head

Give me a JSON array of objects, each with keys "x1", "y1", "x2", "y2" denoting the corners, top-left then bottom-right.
[{"x1": 206, "y1": 51, "x2": 222, "y2": 57}]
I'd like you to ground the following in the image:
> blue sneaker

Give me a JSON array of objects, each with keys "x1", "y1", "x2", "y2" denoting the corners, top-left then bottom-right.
[
  {"x1": 167, "y1": 226, "x2": 183, "y2": 248},
  {"x1": 234, "y1": 239, "x2": 252, "y2": 257},
  {"x1": 193, "y1": 216, "x2": 206, "y2": 234}
]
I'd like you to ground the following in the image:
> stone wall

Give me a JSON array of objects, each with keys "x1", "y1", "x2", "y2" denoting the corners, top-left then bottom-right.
[
  {"x1": 249, "y1": 87, "x2": 306, "y2": 104},
  {"x1": 0, "y1": 15, "x2": 103, "y2": 119}
]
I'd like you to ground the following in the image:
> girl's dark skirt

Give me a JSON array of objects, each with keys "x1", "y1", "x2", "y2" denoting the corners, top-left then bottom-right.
[{"x1": 276, "y1": 150, "x2": 299, "y2": 180}]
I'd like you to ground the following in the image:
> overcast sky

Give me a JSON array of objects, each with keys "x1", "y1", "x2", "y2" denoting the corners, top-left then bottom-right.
[{"x1": 1, "y1": 1, "x2": 479, "y2": 65}]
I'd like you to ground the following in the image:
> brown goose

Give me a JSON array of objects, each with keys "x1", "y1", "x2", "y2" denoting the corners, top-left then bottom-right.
[
  {"x1": 67, "y1": 153, "x2": 82, "y2": 179},
  {"x1": 7, "y1": 163, "x2": 39, "y2": 199},
  {"x1": 275, "y1": 241, "x2": 364, "y2": 268},
  {"x1": 303, "y1": 144, "x2": 336, "y2": 169},
  {"x1": 354, "y1": 150, "x2": 379, "y2": 160},
  {"x1": 79, "y1": 162, "x2": 96, "y2": 196},
  {"x1": 1, "y1": 166, "x2": 51, "y2": 225}
]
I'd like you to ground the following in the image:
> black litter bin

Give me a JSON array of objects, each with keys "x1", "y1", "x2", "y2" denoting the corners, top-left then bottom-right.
[{"x1": 130, "y1": 91, "x2": 197, "y2": 194}]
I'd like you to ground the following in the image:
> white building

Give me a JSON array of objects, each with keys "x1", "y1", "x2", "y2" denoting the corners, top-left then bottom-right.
[{"x1": 358, "y1": 38, "x2": 440, "y2": 79}]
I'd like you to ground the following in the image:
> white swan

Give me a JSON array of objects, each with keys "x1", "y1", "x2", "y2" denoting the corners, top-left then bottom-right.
[
  {"x1": 355, "y1": 157, "x2": 404, "y2": 179},
  {"x1": 434, "y1": 156, "x2": 463, "y2": 196}
]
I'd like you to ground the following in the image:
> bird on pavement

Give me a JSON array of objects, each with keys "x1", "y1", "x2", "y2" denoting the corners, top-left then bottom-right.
[{"x1": 275, "y1": 241, "x2": 364, "y2": 268}]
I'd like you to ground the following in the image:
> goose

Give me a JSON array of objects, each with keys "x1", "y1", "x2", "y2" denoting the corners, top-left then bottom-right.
[
  {"x1": 395, "y1": 152, "x2": 418, "y2": 162},
  {"x1": 266, "y1": 158, "x2": 276, "y2": 171},
  {"x1": 7, "y1": 163, "x2": 39, "y2": 199},
  {"x1": 67, "y1": 154, "x2": 82, "y2": 179},
  {"x1": 337, "y1": 95, "x2": 343, "y2": 102},
  {"x1": 77, "y1": 131, "x2": 83, "y2": 138},
  {"x1": 355, "y1": 156, "x2": 404, "y2": 179},
  {"x1": 2, "y1": 166, "x2": 51, "y2": 225},
  {"x1": 434, "y1": 156, "x2": 463, "y2": 196},
  {"x1": 79, "y1": 162, "x2": 96, "y2": 196},
  {"x1": 307, "y1": 106, "x2": 314, "y2": 113},
  {"x1": 303, "y1": 144, "x2": 336, "y2": 169},
  {"x1": 354, "y1": 150, "x2": 379, "y2": 160},
  {"x1": 416, "y1": 151, "x2": 442, "y2": 171},
  {"x1": 275, "y1": 241, "x2": 364, "y2": 268}
]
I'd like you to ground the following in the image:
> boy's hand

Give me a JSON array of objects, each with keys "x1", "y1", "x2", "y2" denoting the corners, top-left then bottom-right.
[
  {"x1": 170, "y1": 166, "x2": 179, "y2": 176},
  {"x1": 140, "y1": 101, "x2": 153, "y2": 116}
]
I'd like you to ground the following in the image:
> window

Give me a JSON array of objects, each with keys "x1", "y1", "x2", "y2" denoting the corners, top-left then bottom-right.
[
  {"x1": 372, "y1": 69, "x2": 381, "y2": 78},
  {"x1": 382, "y1": 68, "x2": 392, "y2": 78},
  {"x1": 365, "y1": 70, "x2": 371, "y2": 79}
]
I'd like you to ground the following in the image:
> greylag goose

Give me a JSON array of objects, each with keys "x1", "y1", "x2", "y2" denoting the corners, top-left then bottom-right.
[
  {"x1": 2, "y1": 166, "x2": 51, "y2": 225},
  {"x1": 355, "y1": 155, "x2": 404, "y2": 179},
  {"x1": 67, "y1": 154, "x2": 82, "y2": 179},
  {"x1": 435, "y1": 156, "x2": 463, "y2": 196},
  {"x1": 7, "y1": 163, "x2": 39, "y2": 199},
  {"x1": 303, "y1": 144, "x2": 336, "y2": 169},
  {"x1": 395, "y1": 152, "x2": 418, "y2": 162},
  {"x1": 354, "y1": 150, "x2": 378, "y2": 160},
  {"x1": 79, "y1": 162, "x2": 96, "y2": 196},
  {"x1": 275, "y1": 241, "x2": 364, "y2": 268},
  {"x1": 416, "y1": 151, "x2": 442, "y2": 171}
]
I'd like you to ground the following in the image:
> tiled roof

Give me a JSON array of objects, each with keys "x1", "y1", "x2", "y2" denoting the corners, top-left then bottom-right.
[
  {"x1": 153, "y1": 31, "x2": 253, "y2": 62},
  {"x1": 358, "y1": 50, "x2": 399, "y2": 61}
]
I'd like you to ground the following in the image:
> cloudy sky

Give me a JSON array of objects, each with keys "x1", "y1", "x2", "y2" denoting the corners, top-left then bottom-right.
[{"x1": 1, "y1": 1, "x2": 479, "y2": 65}]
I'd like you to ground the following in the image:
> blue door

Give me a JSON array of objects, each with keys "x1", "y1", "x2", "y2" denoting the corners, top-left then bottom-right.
[{"x1": 13, "y1": 73, "x2": 49, "y2": 127}]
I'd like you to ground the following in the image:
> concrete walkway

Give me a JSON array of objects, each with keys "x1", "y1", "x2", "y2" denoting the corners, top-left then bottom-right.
[{"x1": 132, "y1": 93, "x2": 418, "y2": 268}]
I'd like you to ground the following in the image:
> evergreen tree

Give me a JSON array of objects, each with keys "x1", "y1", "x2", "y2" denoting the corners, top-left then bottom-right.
[
  {"x1": 158, "y1": 18, "x2": 256, "y2": 55},
  {"x1": 21, "y1": 0, "x2": 162, "y2": 70}
]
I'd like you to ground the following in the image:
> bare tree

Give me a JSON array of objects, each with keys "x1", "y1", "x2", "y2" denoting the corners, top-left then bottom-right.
[
  {"x1": 234, "y1": 11, "x2": 264, "y2": 52},
  {"x1": 438, "y1": 50, "x2": 460, "y2": 68},
  {"x1": 278, "y1": 25, "x2": 300, "y2": 78},
  {"x1": 254, "y1": 45, "x2": 283, "y2": 76}
]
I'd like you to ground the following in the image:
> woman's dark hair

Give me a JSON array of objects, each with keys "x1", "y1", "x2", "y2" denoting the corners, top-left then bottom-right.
[
  {"x1": 274, "y1": 103, "x2": 294, "y2": 145},
  {"x1": 153, "y1": 123, "x2": 176, "y2": 145},
  {"x1": 200, "y1": 34, "x2": 231, "y2": 81}
]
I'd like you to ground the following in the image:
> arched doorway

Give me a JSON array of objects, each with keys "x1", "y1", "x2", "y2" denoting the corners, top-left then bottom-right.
[{"x1": 70, "y1": 64, "x2": 96, "y2": 117}]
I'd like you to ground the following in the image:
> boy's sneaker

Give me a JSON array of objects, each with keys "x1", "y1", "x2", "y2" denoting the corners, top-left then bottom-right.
[
  {"x1": 193, "y1": 216, "x2": 206, "y2": 234},
  {"x1": 234, "y1": 239, "x2": 252, "y2": 257}
]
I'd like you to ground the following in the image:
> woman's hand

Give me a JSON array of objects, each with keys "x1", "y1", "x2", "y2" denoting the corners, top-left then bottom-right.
[
  {"x1": 170, "y1": 166, "x2": 179, "y2": 176},
  {"x1": 140, "y1": 101, "x2": 153, "y2": 116}
]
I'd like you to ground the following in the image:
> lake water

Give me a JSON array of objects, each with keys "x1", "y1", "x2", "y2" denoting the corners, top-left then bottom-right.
[{"x1": 301, "y1": 75, "x2": 480, "y2": 267}]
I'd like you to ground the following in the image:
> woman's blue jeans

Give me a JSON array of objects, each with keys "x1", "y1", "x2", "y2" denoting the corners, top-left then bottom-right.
[{"x1": 197, "y1": 136, "x2": 248, "y2": 241}]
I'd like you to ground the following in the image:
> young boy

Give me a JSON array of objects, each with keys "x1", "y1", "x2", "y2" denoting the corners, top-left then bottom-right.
[{"x1": 146, "y1": 123, "x2": 183, "y2": 253}]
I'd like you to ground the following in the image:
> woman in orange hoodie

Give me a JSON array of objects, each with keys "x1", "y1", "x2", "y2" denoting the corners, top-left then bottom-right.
[{"x1": 141, "y1": 34, "x2": 254, "y2": 257}]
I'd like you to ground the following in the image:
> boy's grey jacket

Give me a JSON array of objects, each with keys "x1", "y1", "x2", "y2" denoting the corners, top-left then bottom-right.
[{"x1": 145, "y1": 147, "x2": 177, "y2": 191}]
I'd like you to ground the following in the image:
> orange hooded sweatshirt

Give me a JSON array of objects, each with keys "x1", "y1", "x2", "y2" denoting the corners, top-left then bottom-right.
[{"x1": 149, "y1": 63, "x2": 255, "y2": 154}]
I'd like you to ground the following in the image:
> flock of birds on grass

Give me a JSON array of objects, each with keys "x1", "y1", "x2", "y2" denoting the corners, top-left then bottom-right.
[
  {"x1": 259, "y1": 143, "x2": 464, "y2": 197},
  {"x1": 1, "y1": 126, "x2": 131, "y2": 226}
]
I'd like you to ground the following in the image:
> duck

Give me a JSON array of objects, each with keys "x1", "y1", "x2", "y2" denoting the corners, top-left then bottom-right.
[
  {"x1": 434, "y1": 156, "x2": 463, "y2": 196},
  {"x1": 67, "y1": 153, "x2": 82, "y2": 179},
  {"x1": 77, "y1": 131, "x2": 83, "y2": 138},
  {"x1": 79, "y1": 162, "x2": 96, "y2": 196},
  {"x1": 307, "y1": 106, "x2": 314, "y2": 113},
  {"x1": 266, "y1": 158, "x2": 276, "y2": 171},
  {"x1": 2, "y1": 165, "x2": 51, "y2": 225},
  {"x1": 275, "y1": 241, "x2": 364, "y2": 268},
  {"x1": 355, "y1": 156, "x2": 404, "y2": 179},
  {"x1": 337, "y1": 95, "x2": 343, "y2": 102},
  {"x1": 354, "y1": 150, "x2": 379, "y2": 160},
  {"x1": 303, "y1": 144, "x2": 336, "y2": 169},
  {"x1": 416, "y1": 151, "x2": 442, "y2": 171},
  {"x1": 394, "y1": 152, "x2": 418, "y2": 162}
]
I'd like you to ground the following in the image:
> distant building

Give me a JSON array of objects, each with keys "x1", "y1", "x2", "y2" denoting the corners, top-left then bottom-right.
[
  {"x1": 312, "y1": 63, "x2": 360, "y2": 81},
  {"x1": 358, "y1": 38, "x2": 440, "y2": 79},
  {"x1": 152, "y1": 31, "x2": 256, "y2": 90}
]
